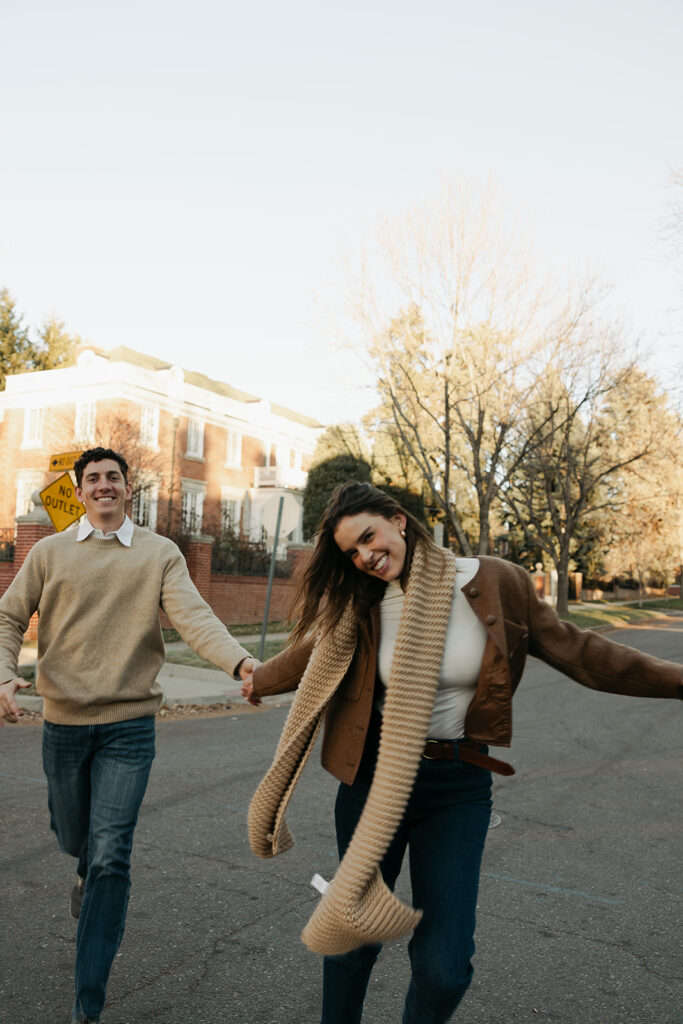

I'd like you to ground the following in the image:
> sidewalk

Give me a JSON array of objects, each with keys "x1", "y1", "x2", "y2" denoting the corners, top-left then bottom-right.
[{"x1": 159, "y1": 630, "x2": 292, "y2": 707}]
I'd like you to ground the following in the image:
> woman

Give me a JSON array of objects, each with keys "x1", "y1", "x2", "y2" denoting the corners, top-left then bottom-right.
[{"x1": 243, "y1": 482, "x2": 682, "y2": 1024}]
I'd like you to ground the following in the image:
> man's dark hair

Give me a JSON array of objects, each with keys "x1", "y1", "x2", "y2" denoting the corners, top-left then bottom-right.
[{"x1": 74, "y1": 448, "x2": 129, "y2": 487}]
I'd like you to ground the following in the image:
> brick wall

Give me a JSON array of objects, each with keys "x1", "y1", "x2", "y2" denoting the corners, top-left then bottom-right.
[
  {"x1": 158, "y1": 572, "x2": 299, "y2": 630},
  {"x1": 203, "y1": 542, "x2": 310, "y2": 627},
  {"x1": 207, "y1": 574, "x2": 299, "y2": 626},
  {"x1": 184, "y1": 535, "x2": 213, "y2": 601},
  {"x1": 14, "y1": 521, "x2": 55, "y2": 563},
  {"x1": 0, "y1": 562, "x2": 16, "y2": 590}
]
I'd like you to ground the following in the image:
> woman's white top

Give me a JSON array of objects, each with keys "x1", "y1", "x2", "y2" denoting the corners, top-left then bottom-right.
[{"x1": 377, "y1": 557, "x2": 487, "y2": 740}]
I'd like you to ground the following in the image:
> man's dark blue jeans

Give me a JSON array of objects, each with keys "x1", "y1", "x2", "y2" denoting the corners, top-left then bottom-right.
[
  {"x1": 42, "y1": 715, "x2": 156, "y2": 1024},
  {"x1": 321, "y1": 743, "x2": 492, "y2": 1024}
]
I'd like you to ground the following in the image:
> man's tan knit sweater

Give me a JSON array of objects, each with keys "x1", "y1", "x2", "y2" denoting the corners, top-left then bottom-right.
[{"x1": 0, "y1": 527, "x2": 250, "y2": 725}]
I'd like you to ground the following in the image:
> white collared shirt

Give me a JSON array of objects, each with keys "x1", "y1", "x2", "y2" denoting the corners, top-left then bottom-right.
[{"x1": 76, "y1": 515, "x2": 135, "y2": 547}]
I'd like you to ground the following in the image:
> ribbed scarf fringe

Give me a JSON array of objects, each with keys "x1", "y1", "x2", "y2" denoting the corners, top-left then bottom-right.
[{"x1": 247, "y1": 541, "x2": 457, "y2": 955}]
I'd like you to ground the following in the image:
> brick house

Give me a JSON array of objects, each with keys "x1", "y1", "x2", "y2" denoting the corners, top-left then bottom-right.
[{"x1": 0, "y1": 345, "x2": 321, "y2": 546}]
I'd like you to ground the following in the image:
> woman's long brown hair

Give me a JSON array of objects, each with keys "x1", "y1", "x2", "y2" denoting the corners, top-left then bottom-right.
[{"x1": 289, "y1": 481, "x2": 434, "y2": 650}]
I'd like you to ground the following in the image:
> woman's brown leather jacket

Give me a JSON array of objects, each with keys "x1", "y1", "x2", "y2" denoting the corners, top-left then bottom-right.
[{"x1": 253, "y1": 556, "x2": 682, "y2": 785}]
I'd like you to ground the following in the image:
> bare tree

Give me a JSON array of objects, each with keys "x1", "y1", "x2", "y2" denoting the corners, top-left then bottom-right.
[
  {"x1": 365, "y1": 289, "x2": 608, "y2": 554},
  {"x1": 94, "y1": 411, "x2": 170, "y2": 527},
  {"x1": 366, "y1": 305, "x2": 476, "y2": 553},
  {"x1": 503, "y1": 359, "x2": 678, "y2": 615},
  {"x1": 338, "y1": 178, "x2": 675, "y2": 592},
  {"x1": 602, "y1": 413, "x2": 682, "y2": 601},
  {"x1": 49, "y1": 406, "x2": 171, "y2": 531},
  {"x1": 342, "y1": 177, "x2": 607, "y2": 554}
]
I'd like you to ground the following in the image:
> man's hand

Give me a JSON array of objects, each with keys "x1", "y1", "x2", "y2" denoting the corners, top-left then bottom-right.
[
  {"x1": 238, "y1": 658, "x2": 262, "y2": 706},
  {"x1": 0, "y1": 677, "x2": 33, "y2": 726},
  {"x1": 237, "y1": 657, "x2": 257, "y2": 682}
]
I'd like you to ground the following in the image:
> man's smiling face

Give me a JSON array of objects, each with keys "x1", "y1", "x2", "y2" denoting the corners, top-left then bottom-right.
[{"x1": 75, "y1": 458, "x2": 132, "y2": 531}]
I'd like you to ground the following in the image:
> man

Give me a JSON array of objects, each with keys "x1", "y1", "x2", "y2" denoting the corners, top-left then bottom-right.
[{"x1": 0, "y1": 447, "x2": 256, "y2": 1024}]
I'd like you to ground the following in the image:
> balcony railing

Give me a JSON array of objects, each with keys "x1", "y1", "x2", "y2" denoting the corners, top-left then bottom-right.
[{"x1": 253, "y1": 466, "x2": 307, "y2": 490}]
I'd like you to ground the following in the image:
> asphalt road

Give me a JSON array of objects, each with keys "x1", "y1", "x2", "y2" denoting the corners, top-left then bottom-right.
[{"x1": 1, "y1": 621, "x2": 682, "y2": 1024}]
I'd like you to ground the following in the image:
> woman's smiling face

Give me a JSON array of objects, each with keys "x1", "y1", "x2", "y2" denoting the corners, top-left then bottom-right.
[{"x1": 333, "y1": 511, "x2": 407, "y2": 582}]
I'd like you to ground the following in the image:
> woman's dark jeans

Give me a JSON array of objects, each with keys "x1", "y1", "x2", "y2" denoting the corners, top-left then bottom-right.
[
  {"x1": 321, "y1": 735, "x2": 492, "y2": 1024},
  {"x1": 42, "y1": 715, "x2": 156, "y2": 1023}
]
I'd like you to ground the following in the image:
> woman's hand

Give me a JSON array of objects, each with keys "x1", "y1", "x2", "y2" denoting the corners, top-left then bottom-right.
[{"x1": 241, "y1": 678, "x2": 262, "y2": 706}]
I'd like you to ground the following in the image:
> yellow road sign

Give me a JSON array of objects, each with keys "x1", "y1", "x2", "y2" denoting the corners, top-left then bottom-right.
[
  {"x1": 40, "y1": 474, "x2": 85, "y2": 532},
  {"x1": 48, "y1": 450, "x2": 84, "y2": 473}
]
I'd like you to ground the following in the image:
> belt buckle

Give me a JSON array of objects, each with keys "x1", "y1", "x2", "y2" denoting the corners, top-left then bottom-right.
[{"x1": 423, "y1": 739, "x2": 440, "y2": 760}]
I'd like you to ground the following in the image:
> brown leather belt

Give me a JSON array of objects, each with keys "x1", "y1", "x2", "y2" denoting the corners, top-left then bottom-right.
[{"x1": 422, "y1": 738, "x2": 515, "y2": 776}]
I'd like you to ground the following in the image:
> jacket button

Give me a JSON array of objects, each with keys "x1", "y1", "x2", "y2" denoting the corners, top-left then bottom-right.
[
  {"x1": 468, "y1": 587, "x2": 479, "y2": 598},
  {"x1": 486, "y1": 614, "x2": 496, "y2": 625}
]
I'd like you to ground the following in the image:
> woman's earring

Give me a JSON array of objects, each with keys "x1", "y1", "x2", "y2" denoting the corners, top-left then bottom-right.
[{"x1": 400, "y1": 529, "x2": 406, "y2": 537}]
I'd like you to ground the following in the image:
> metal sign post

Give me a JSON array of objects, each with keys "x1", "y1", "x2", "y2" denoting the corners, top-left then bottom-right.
[{"x1": 259, "y1": 495, "x2": 285, "y2": 662}]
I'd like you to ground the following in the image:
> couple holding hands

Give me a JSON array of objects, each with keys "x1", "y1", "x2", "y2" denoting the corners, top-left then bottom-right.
[{"x1": 1, "y1": 448, "x2": 680, "y2": 1023}]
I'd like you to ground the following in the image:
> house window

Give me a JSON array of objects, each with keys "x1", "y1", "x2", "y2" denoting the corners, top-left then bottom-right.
[
  {"x1": 181, "y1": 480, "x2": 206, "y2": 535},
  {"x1": 22, "y1": 407, "x2": 43, "y2": 447},
  {"x1": 140, "y1": 405, "x2": 159, "y2": 448},
  {"x1": 221, "y1": 488, "x2": 243, "y2": 533},
  {"x1": 186, "y1": 418, "x2": 204, "y2": 458},
  {"x1": 75, "y1": 400, "x2": 97, "y2": 443},
  {"x1": 15, "y1": 473, "x2": 44, "y2": 517},
  {"x1": 132, "y1": 484, "x2": 158, "y2": 531},
  {"x1": 226, "y1": 429, "x2": 242, "y2": 468}
]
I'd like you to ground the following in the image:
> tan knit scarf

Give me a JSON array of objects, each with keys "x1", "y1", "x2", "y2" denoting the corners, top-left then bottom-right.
[{"x1": 247, "y1": 540, "x2": 457, "y2": 955}]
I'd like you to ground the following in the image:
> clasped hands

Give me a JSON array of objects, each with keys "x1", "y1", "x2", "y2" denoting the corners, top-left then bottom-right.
[{"x1": 237, "y1": 657, "x2": 262, "y2": 706}]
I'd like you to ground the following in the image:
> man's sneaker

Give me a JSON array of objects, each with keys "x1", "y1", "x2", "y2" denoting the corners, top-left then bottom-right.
[{"x1": 70, "y1": 876, "x2": 86, "y2": 919}]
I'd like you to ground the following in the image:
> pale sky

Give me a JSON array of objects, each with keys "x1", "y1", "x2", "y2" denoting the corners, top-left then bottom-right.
[{"x1": 1, "y1": 0, "x2": 681, "y2": 423}]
